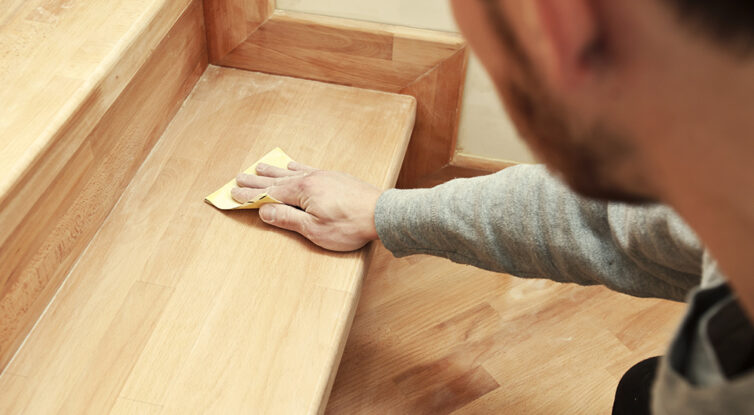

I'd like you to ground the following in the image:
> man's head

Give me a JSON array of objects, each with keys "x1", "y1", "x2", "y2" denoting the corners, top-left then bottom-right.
[{"x1": 450, "y1": 0, "x2": 754, "y2": 203}]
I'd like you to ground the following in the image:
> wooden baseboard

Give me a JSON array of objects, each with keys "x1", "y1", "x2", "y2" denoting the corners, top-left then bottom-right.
[
  {"x1": 203, "y1": 4, "x2": 468, "y2": 188},
  {"x1": 0, "y1": 0, "x2": 207, "y2": 372},
  {"x1": 203, "y1": 0, "x2": 275, "y2": 62},
  {"x1": 411, "y1": 153, "x2": 520, "y2": 188},
  {"x1": 451, "y1": 152, "x2": 520, "y2": 173}
]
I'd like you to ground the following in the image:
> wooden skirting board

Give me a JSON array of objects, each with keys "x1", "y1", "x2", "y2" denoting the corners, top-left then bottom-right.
[
  {"x1": 409, "y1": 153, "x2": 520, "y2": 189},
  {"x1": 203, "y1": 0, "x2": 275, "y2": 62},
  {"x1": 203, "y1": 2, "x2": 469, "y2": 188},
  {"x1": 451, "y1": 152, "x2": 520, "y2": 173}
]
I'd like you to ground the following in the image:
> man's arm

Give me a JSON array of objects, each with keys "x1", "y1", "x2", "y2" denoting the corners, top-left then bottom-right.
[
  {"x1": 232, "y1": 162, "x2": 703, "y2": 301},
  {"x1": 376, "y1": 164, "x2": 703, "y2": 301}
]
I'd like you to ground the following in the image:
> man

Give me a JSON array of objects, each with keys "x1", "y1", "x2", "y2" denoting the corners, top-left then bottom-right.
[{"x1": 231, "y1": 0, "x2": 754, "y2": 413}]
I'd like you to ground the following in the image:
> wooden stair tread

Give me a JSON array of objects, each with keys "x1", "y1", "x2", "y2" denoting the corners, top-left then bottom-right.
[
  {"x1": 0, "y1": 65, "x2": 416, "y2": 414},
  {"x1": 0, "y1": 0, "x2": 191, "y2": 210}
]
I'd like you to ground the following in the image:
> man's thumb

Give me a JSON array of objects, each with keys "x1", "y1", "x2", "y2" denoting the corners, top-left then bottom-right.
[
  {"x1": 259, "y1": 204, "x2": 278, "y2": 223},
  {"x1": 259, "y1": 204, "x2": 313, "y2": 237}
]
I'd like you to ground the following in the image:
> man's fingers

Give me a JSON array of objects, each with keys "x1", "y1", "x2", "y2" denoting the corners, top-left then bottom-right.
[
  {"x1": 231, "y1": 187, "x2": 264, "y2": 203},
  {"x1": 259, "y1": 204, "x2": 316, "y2": 238},
  {"x1": 264, "y1": 181, "x2": 306, "y2": 207},
  {"x1": 233, "y1": 174, "x2": 307, "y2": 206},
  {"x1": 287, "y1": 161, "x2": 317, "y2": 173},
  {"x1": 236, "y1": 173, "x2": 274, "y2": 189},
  {"x1": 256, "y1": 163, "x2": 303, "y2": 178}
]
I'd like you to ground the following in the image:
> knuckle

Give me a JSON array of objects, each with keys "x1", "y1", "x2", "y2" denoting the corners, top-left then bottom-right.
[
  {"x1": 301, "y1": 171, "x2": 324, "y2": 189},
  {"x1": 275, "y1": 207, "x2": 290, "y2": 225},
  {"x1": 298, "y1": 176, "x2": 313, "y2": 192},
  {"x1": 275, "y1": 175, "x2": 295, "y2": 186},
  {"x1": 300, "y1": 224, "x2": 311, "y2": 240},
  {"x1": 301, "y1": 223, "x2": 318, "y2": 241}
]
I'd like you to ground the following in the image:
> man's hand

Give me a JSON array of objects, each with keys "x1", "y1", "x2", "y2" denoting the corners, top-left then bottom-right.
[{"x1": 231, "y1": 162, "x2": 382, "y2": 252}]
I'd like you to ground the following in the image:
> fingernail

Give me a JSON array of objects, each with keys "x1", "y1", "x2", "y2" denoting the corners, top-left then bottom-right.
[
  {"x1": 237, "y1": 173, "x2": 250, "y2": 182},
  {"x1": 256, "y1": 163, "x2": 268, "y2": 173},
  {"x1": 260, "y1": 206, "x2": 276, "y2": 223}
]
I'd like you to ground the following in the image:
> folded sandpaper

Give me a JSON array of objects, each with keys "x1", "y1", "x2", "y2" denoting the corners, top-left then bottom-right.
[{"x1": 205, "y1": 147, "x2": 294, "y2": 210}]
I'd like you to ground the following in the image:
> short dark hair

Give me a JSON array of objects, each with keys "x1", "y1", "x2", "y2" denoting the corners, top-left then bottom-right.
[{"x1": 665, "y1": 0, "x2": 754, "y2": 55}]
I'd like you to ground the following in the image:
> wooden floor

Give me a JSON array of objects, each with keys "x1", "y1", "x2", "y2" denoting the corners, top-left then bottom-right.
[{"x1": 326, "y1": 221, "x2": 686, "y2": 413}]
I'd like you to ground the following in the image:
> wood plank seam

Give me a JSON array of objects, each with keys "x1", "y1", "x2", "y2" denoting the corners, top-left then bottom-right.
[
  {"x1": 223, "y1": 39, "x2": 360, "y2": 85},
  {"x1": 217, "y1": 11, "x2": 465, "y2": 91},
  {"x1": 204, "y1": 4, "x2": 468, "y2": 187},
  {"x1": 0, "y1": 211, "x2": 81, "y2": 380},
  {"x1": 396, "y1": 47, "x2": 468, "y2": 185},
  {"x1": 117, "y1": 396, "x2": 163, "y2": 409},
  {"x1": 400, "y1": 48, "x2": 466, "y2": 92}
]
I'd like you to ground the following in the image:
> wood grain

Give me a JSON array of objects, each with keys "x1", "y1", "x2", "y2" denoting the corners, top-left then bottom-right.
[
  {"x1": 215, "y1": 9, "x2": 468, "y2": 187},
  {"x1": 203, "y1": 0, "x2": 275, "y2": 62},
  {"x1": 0, "y1": 0, "x2": 207, "y2": 372},
  {"x1": 0, "y1": 67, "x2": 416, "y2": 414},
  {"x1": 451, "y1": 151, "x2": 520, "y2": 173},
  {"x1": 397, "y1": 48, "x2": 468, "y2": 187},
  {"x1": 411, "y1": 153, "x2": 517, "y2": 189},
  {"x1": 413, "y1": 165, "x2": 494, "y2": 189},
  {"x1": 0, "y1": 0, "x2": 194, "y2": 239},
  {"x1": 325, "y1": 243, "x2": 686, "y2": 414},
  {"x1": 220, "y1": 11, "x2": 465, "y2": 91}
]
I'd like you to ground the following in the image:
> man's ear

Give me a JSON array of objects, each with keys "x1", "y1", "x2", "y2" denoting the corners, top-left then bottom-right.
[{"x1": 524, "y1": 0, "x2": 601, "y2": 89}]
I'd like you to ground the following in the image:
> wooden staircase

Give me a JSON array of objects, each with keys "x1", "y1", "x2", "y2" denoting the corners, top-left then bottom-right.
[{"x1": 0, "y1": 0, "x2": 466, "y2": 413}]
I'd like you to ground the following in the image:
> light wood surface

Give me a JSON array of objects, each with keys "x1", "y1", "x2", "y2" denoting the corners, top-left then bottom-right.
[
  {"x1": 398, "y1": 47, "x2": 467, "y2": 188},
  {"x1": 203, "y1": 0, "x2": 275, "y2": 62},
  {"x1": 451, "y1": 151, "x2": 520, "y2": 174},
  {"x1": 413, "y1": 165, "x2": 495, "y2": 189},
  {"x1": 0, "y1": 0, "x2": 192, "y2": 229},
  {"x1": 220, "y1": 10, "x2": 465, "y2": 91},
  {"x1": 0, "y1": 0, "x2": 206, "y2": 371},
  {"x1": 0, "y1": 66, "x2": 416, "y2": 414},
  {"x1": 212, "y1": 8, "x2": 468, "y2": 187},
  {"x1": 326, "y1": 243, "x2": 686, "y2": 414}
]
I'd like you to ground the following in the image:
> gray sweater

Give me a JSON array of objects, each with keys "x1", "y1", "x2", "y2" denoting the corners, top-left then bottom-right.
[{"x1": 374, "y1": 164, "x2": 754, "y2": 414}]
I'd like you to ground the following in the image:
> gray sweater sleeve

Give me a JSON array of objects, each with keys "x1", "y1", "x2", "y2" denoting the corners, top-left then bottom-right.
[{"x1": 374, "y1": 164, "x2": 704, "y2": 301}]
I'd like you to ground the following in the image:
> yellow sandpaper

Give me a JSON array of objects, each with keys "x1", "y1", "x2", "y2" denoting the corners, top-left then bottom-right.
[{"x1": 205, "y1": 147, "x2": 295, "y2": 210}]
